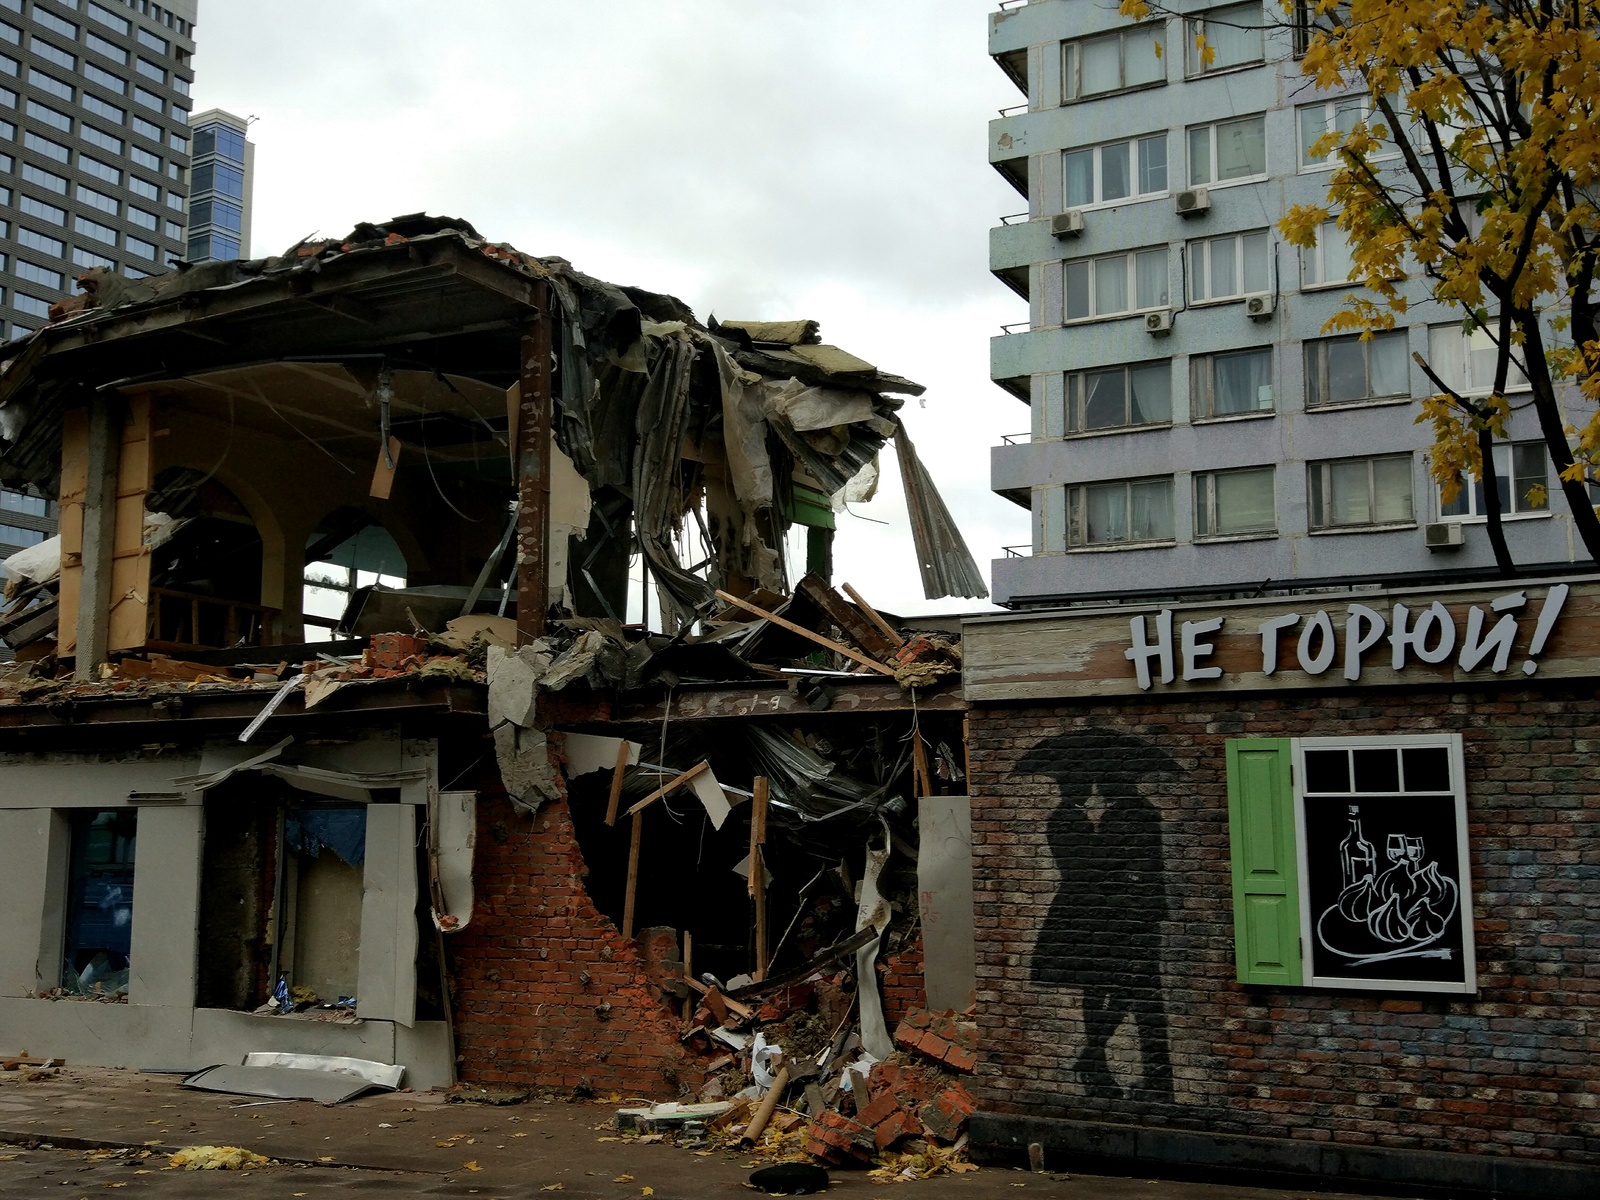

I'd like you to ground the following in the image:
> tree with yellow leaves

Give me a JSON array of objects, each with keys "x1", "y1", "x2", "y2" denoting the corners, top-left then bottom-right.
[{"x1": 1121, "y1": 0, "x2": 1600, "y2": 571}]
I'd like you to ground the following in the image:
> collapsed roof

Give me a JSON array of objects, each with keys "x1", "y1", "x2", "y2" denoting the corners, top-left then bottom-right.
[{"x1": 0, "y1": 213, "x2": 987, "y2": 625}]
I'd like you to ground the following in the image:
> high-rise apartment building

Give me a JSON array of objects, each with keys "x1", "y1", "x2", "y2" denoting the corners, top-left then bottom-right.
[
  {"x1": 185, "y1": 105, "x2": 248, "y2": 261},
  {"x1": 0, "y1": 0, "x2": 196, "y2": 560},
  {"x1": 986, "y1": 0, "x2": 1591, "y2": 608}
]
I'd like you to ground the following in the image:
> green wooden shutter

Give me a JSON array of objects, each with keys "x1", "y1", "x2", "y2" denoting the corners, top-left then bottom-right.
[{"x1": 1225, "y1": 738, "x2": 1303, "y2": 986}]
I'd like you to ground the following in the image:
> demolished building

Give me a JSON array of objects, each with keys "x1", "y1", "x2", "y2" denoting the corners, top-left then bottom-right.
[{"x1": 0, "y1": 214, "x2": 984, "y2": 1104}]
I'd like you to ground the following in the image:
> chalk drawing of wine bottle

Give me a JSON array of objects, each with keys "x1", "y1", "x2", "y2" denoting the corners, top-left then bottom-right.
[{"x1": 1336, "y1": 806, "x2": 1378, "y2": 922}]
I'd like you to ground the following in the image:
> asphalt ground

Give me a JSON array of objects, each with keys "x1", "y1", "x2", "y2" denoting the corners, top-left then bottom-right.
[{"x1": 0, "y1": 1066, "x2": 1422, "y2": 1199}]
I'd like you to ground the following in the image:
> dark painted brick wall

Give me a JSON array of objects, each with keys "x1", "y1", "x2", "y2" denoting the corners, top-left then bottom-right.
[{"x1": 968, "y1": 685, "x2": 1600, "y2": 1165}]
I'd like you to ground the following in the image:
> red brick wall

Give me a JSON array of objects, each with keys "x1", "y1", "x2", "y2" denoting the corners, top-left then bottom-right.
[
  {"x1": 449, "y1": 770, "x2": 702, "y2": 1096},
  {"x1": 879, "y1": 938, "x2": 927, "y2": 1026},
  {"x1": 969, "y1": 685, "x2": 1600, "y2": 1167}
]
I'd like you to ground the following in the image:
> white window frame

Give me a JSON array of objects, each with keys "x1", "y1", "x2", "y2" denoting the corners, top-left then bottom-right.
[
  {"x1": 1300, "y1": 219, "x2": 1357, "y2": 289},
  {"x1": 1427, "y1": 323, "x2": 1531, "y2": 397},
  {"x1": 1063, "y1": 132, "x2": 1169, "y2": 210},
  {"x1": 1064, "y1": 360, "x2": 1173, "y2": 435},
  {"x1": 1194, "y1": 466, "x2": 1276, "y2": 540},
  {"x1": 1185, "y1": 2, "x2": 1264, "y2": 77},
  {"x1": 1063, "y1": 247, "x2": 1170, "y2": 323},
  {"x1": 1304, "y1": 330, "x2": 1411, "y2": 409},
  {"x1": 1308, "y1": 453, "x2": 1416, "y2": 532},
  {"x1": 1187, "y1": 229, "x2": 1272, "y2": 304},
  {"x1": 1066, "y1": 476, "x2": 1175, "y2": 549},
  {"x1": 1292, "y1": 734, "x2": 1475, "y2": 995},
  {"x1": 1191, "y1": 346, "x2": 1275, "y2": 419},
  {"x1": 1062, "y1": 22, "x2": 1166, "y2": 102},
  {"x1": 1438, "y1": 440, "x2": 1550, "y2": 522},
  {"x1": 1187, "y1": 114, "x2": 1267, "y2": 188},
  {"x1": 1297, "y1": 95, "x2": 1396, "y2": 171}
]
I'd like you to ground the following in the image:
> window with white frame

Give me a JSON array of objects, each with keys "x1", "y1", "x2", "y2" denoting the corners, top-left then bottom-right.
[
  {"x1": 1301, "y1": 219, "x2": 1357, "y2": 287},
  {"x1": 1188, "y1": 230, "x2": 1270, "y2": 303},
  {"x1": 1188, "y1": 114, "x2": 1266, "y2": 186},
  {"x1": 1192, "y1": 346, "x2": 1274, "y2": 417},
  {"x1": 1305, "y1": 330, "x2": 1410, "y2": 408},
  {"x1": 1064, "y1": 247, "x2": 1169, "y2": 321},
  {"x1": 1062, "y1": 22, "x2": 1165, "y2": 101},
  {"x1": 1439, "y1": 441, "x2": 1548, "y2": 520},
  {"x1": 1068, "y1": 476, "x2": 1174, "y2": 547},
  {"x1": 1186, "y1": 2, "x2": 1263, "y2": 76},
  {"x1": 1065, "y1": 360, "x2": 1172, "y2": 433},
  {"x1": 1194, "y1": 465, "x2": 1276, "y2": 537},
  {"x1": 1298, "y1": 96, "x2": 1391, "y2": 168},
  {"x1": 1064, "y1": 132, "x2": 1167, "y2": 208},
  {"x1": 1308, "y1": 454, "x2": 1415, "y2": 530},
  {"x1": 1426, "y1": 324, "x2": 1530, "y2": 395}
]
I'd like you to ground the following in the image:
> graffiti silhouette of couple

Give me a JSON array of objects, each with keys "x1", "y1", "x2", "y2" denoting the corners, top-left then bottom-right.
[{"x1": 1021, "y1": 729, "x2": 1177, "y2": 1104}]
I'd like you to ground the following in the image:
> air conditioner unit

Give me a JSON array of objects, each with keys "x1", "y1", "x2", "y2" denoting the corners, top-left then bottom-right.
[
  {"x1": 1051, "y1": 209, "x2": 1084, "y2": 238},
  {"x1": 1175, "y1": 187, "x2": 1211, "y2": 216},
  {"x1": 1424, "y1": 521, "x2": 1465, "y2": 550},
  {"x1": 1144, "y1": 308, "x2": 1174, "y2": 335},
  {"x1": 1245, "y1": 293, "x2": 1276, "y2": 319}
]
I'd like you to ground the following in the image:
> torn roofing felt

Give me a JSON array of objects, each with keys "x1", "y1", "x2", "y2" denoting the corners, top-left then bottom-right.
[{"x1": 0, "y1": 212, "x2": 984, "y2": 616}]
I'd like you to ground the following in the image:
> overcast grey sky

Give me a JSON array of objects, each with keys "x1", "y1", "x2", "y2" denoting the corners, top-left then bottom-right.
[{"x1": 190, "y1": 0, "x2": 1029, "y2": 616}]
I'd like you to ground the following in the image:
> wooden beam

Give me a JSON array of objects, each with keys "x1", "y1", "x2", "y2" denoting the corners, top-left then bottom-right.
[
  {"x1": 796, "y1": 574, "x2": 897, "y2": 659},
  {"x1": 516, "y1": 284, "x2": 553, "y2": 643},
  {"x1": 713, "y1": 590, "x2": 896, "y2": 677},
  {"x1": 750, "y1": 776, "x2": 770, "y2": 982},
  {"x1": 622, "y1": 810, "x2": 643, "y2": 939},
  {"x1": 603, "y1": 739, "x2": 630, "y2": 827},
  {"x1": 684, "y1": 975, "x2": 755, "y2": 1022},
  {"x1": 623, "y1": 760, "x2": 710, "y2": 818},
  {"x1": 913, "y1": 730, "x2": 932, "y2": 798},
  {"x1": 842, "y1": 582, "x2": 905, "y2": 649}
]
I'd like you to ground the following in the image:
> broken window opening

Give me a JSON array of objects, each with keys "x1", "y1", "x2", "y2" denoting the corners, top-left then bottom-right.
[
  {"x1": 145, "y1": 469, "x2": 271, "y2": 651},
  {"x1": 62, "y1": 808, "x2": 137, "y2": 999},
  {"x1": 302, "y1": 516, "x2": 407, "y2": 643}
]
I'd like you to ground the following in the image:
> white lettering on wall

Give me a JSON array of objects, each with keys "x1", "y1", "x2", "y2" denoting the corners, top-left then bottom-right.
[{"x1": 1126, "y1": 586, "x2": 1570, "y2": 689}]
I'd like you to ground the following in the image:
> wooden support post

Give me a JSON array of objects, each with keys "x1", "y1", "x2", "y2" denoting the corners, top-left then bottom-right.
[
  {"x1": 516, "y1": 282, "x2": 554, "y2": 644},
  {"x1": 714, "y1": 590, "x2": 896, "y2": 676},
  {"x1": 750, "y1": 776, "x2": 769, "y2": 982},
  {"x1": 912, "y1": 730, "x2": 931, "y2": 798},
  {"x1": 75, "y1": 394, "x2": 122, "y2": 679},
  {"x1": 604, "y1": 740, "x2": 630, "y2": 827},
  {"x1": 622, "y1": 810, "x2": 643, "y2": 940},
  {"x1": 843, "y1": 582, "x2": 905, "y2": 649},
  {"x1": 623, "y1": 760, "x2": 710, "y2": 818}
]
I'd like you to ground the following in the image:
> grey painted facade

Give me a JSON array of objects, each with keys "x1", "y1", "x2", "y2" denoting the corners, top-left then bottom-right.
[{"x1": 986, "y1": 0, "x2": 1598, "y2": 607}]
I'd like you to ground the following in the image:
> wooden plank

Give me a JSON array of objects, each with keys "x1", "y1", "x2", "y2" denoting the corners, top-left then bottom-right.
[
  {"x1": 713, "y1": 590, "x2": 895, "y2": 676},
  {"x1": 842, "y1": 582, "x2": 905, "y2": 649},
  {"x1": 516, "y1": 285, "x2": 553, "y2": 644},
  {"x1": 750, "y1": 776, "x2": 769, "y2": 982},
  {"x1": 796, "y1": 574, "x2": 896, "y2": 658},
  {"x1": 684, "y1": 975, "x2": 754, "y2": 1021},
  {"x1": 912, "y1": 729, "x2": 931, "y2": 798},
  {"x1": 368, "y1": 435, "x2": 402, "y2": 500},
  {"x1": 623, "y1": 760, "x2": 710, "y2": 818},
  {"x1": 603, "y1": 739, "x2": 630, "y2": 827},
  {"x1": 622, "y1": 810, "x2": 643, "y2": 940}
]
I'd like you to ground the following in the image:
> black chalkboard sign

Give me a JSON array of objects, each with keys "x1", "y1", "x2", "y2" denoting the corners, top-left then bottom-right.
[{"x1": 1297, "y1": 741, "x2": 1475, "y2": 993}]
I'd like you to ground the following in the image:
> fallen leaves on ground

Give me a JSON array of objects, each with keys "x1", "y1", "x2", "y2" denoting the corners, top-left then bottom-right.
[
  {"x1": 613, "y1": 1175, "x2": 634, "y2": 1183},
  {"x1": 166, "y1": 1145, "x2": 271, "y2": 1171},
  {"x1": 464, "y1": 1160, "x2": 482, "y2": 1171}
]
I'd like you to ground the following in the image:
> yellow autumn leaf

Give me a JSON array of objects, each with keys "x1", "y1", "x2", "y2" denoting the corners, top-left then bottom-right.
[
  {"x1": 613, "y1": 1175, "x2": 634, "y2": 1184},
  {"x1": 642, "y1": 1190, "x2": 654, "y2": 1197},
  {"x1": 464, "y1": 1160, "x2": 482, "y2": 1172}
]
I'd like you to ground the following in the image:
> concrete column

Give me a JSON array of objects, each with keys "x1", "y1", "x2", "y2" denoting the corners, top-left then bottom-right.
[
  {"x1": 0, "y1": 810, "x2": 70, "y2": 996},
  {"x1": 74, "y1": 395, "x2": 122, "y2": 679},
  {"x1": 127, "y1": 804, "x2": 205, "y2": 1009}
]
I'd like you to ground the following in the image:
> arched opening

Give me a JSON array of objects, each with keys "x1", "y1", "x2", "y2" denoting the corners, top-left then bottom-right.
[
  {"x1": 144, "y1": 468, "x2": 270, "y2": 651},
  {"x1": 301, "y1": 508, "x2": 408, "y2": 643}
]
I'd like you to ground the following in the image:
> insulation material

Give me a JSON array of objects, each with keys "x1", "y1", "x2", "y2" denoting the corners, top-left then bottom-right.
[
  {"x1": 854, "y1": 821, "x2": 895, "y2": 1061},
  {"x1": 917, "y1": 796, "x2": 978, "y2": 1013},
  {"x1": 563, "y1": 733, "x2": 641, "y2": 778},
  {"x1": 838, "y1": 456, "x2": 880, "y2": 508},
  {"x1": 548, "y1": 443, "x2": 592, "y2": 614},
  {"x1": 1, "y1": 534, "x2": 60, "y2": 585},
  {"x1": 766, "y1": 381, "x2": 877, "y2": 434},
  {"x1": 710, "y1": 339, "x2": 774, "y2": 508},
  {"x1": 717, "y1": 319, "x2": 819, "y2": 345},
  {"x1": 429, "y1": 789, "x2": 477, "y2": 933},
  {"x1": 892, "y1": 422, "x2": 989, "y2": 601}
]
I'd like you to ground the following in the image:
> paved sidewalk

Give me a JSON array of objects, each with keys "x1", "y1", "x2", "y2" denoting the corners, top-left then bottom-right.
[{"x1": 0, "y1": 1067, "x2": 1419, "y2": 1199}]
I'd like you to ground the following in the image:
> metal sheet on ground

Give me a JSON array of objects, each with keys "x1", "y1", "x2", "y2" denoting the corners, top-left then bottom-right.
[{"x1": 180, "y1": 1064, "x2": 390, "y2": 1104}]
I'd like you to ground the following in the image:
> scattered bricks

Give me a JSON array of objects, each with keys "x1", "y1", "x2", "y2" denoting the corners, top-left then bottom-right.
[
  {"x1": 803, "y1": 1112, "x2": 875, "y2": 1166},
  {"x1": 854, "y1": 1089, "x2": 901, "y2": 1128},
  {"x1": 941, "y1": 1043, "x2": 978, "y2": 1075},
  {"x1": 366, "y1": 632, "x2": 426, "y2": 669},
  {"x1": 916, "y1": 1084, "x2": 977, "y2": 1144},
  {"x1": 874, "y1": 1108, "x2": 922, "y2": 1150}
]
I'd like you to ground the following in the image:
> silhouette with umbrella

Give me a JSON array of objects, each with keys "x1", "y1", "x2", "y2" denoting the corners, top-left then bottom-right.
[{"x1": 1019, "y1": 729, "x2": 1179, "y2": 1104}]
